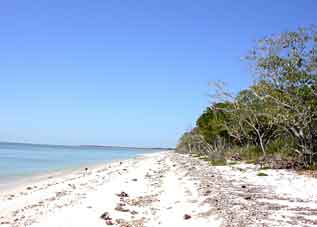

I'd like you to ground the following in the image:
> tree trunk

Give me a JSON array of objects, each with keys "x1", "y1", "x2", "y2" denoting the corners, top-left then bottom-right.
[
  {"x1": 188, "y1": 143, "x2": 192, "y2": 154},
  {"x1": 256, "y1": 129, "x2": 266, "y2": 156}
]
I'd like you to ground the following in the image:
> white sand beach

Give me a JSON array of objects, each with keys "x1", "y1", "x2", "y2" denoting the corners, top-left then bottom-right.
[{"x1": 1, "y1": 151, "x2": 317, "y2": 227}]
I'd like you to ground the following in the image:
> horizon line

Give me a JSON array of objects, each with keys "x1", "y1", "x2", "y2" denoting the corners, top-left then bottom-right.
[{"x1": 0, "y1": 141, "x2": 175, "y2": 150}]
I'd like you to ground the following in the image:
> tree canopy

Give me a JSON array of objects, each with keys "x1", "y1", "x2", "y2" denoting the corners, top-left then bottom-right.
[{"x1": 176, "y1": 27, "x2": 317, "y2": 168}]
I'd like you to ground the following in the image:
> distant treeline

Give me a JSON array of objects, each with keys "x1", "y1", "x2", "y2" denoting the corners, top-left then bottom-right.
[
  {"x1": 176, "y1": 27, "x2": 317, "y2": 169},
  {"x1": 0, "y1": 142, "x2": 174, "y2": 151}
]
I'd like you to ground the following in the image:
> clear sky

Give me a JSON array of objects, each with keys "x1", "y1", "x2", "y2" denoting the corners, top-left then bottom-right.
[{"x1": 0, "y1": 1, "x2": 316, "y2": 147}]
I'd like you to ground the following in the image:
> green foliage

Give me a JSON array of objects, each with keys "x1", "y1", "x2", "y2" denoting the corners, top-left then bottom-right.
[
  {"x1": 196, "y1": 103, "x2": 232, "y2": 145},
  {"x1": 304, "y1": 164, "x2": 317, "y2": 171},
  {"x1": 198, "y1": 155, "x2": 209, "y2": 161},
  {"x1": 176, "y1": 128, "x2": 212, "y2": 156},
  {"x1": 176, "y1": 26, "x2": 317, "y2": 169},
  {"x1": 228, "y1": 145, "x2": 262, "y2": 162},
  {"x1": 228, "y1": 161, "x2": 238, "y2": 165},
  {"x1": 245, "y1": 160, "x2": 257, "y2": 164},
  {"x1": 191, "y1": 153, "x2": 200, "y2": 158},
  {"x1": 208, "y1": 159, "x2": 227, "y2": 166},
  {"x1": 266, "y1": 138, "x2": 294, "y2": 156},
  {"x1": 247, "y1": 27, "x2": 317, "y2": 166},
  {"x1": 257, "y1": 172, "x2": 269, "y2": 176}
]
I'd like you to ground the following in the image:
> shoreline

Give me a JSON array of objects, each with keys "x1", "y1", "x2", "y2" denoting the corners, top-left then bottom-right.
[
  {"x1": 0, "y1": 151, "x2": 163, "y2": 193},
  {"x1": 1, "y1": 151, "x2": 317, "y2": 227}
]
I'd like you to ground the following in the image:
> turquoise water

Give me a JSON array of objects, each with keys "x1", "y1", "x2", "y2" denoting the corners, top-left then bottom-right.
[{"x1": 0, "y1": 142, "x2": 159, "y2": 184}]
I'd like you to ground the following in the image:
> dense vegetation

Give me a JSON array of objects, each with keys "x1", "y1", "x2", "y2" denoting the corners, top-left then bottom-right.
[{"x1": 176, "y1": 27, "x2": 317, "y2": 169}]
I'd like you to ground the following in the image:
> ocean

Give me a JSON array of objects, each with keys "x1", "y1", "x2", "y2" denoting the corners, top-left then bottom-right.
[{"x1": 0, "y1": 142, "x2": 160, "y2": 186}]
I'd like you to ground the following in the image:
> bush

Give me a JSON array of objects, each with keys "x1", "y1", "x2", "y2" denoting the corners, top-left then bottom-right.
[
  {"x1": 257, "y1": 172, "x2": 268, "y2": 176},
  {"x1": 198, "y1": 155, "x2": 209, "y2": 161},
  {"x1": 208, "y1": 159, "x2": 227, "y2": 166},
  {"x1": 191, "y1": 153, "x2": 200, "y2": 158},
  {"x1": 266, "y1": 138, "x2": 295, "y2": 156},
  {"x1": 226, "y1": 145, "x2": 262, "y2": 163}
]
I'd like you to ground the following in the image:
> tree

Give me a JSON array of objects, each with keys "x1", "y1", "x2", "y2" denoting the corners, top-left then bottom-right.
[
  {"x1": 176, "y1": 128, "x2": 214, "y2": 155},
  {"x1": 208, "y1": 82, "x2": 248, "y2": 146},
  {"x1": 235, "y1": 89, "x2": 278, "y2": 156},
  {"x1": 196, "y1": 103, "x2": 231, "y2": 145},
  {"x1": 247, "y1": 27, "x2": 317, "y2": 165}
]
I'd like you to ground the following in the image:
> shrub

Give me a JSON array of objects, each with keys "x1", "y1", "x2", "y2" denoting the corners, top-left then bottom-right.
[
  {"x1": 257, "y1": 172, "x2": 268, "y2": 176},
  {"x1": 208, "y1": 159, "x2": 227, "y2": 166}
]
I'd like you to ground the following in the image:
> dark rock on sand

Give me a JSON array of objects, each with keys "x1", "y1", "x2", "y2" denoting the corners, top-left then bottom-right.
[
  {"x1": 100, "y1": 212, "x2": 111, "y2": 220},
  {"x1": 244, "y1": 196, "x2": 252, "y2": 200},
  {"x1": 130, "y1": 210, "x2": 138, "y2": 215},
  {"x1": 116, "y1": 192, "x2": 129, "y2": 198}
]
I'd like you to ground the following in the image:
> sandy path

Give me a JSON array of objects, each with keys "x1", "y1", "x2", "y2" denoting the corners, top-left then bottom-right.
[{"x1": 1, "y1": 152, "x2": 317, "y2": 227}]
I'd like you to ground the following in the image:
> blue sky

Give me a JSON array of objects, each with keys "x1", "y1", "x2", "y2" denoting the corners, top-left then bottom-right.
[{"x1": 0, "y1": 1, "x2": 316, "y2": 147}]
